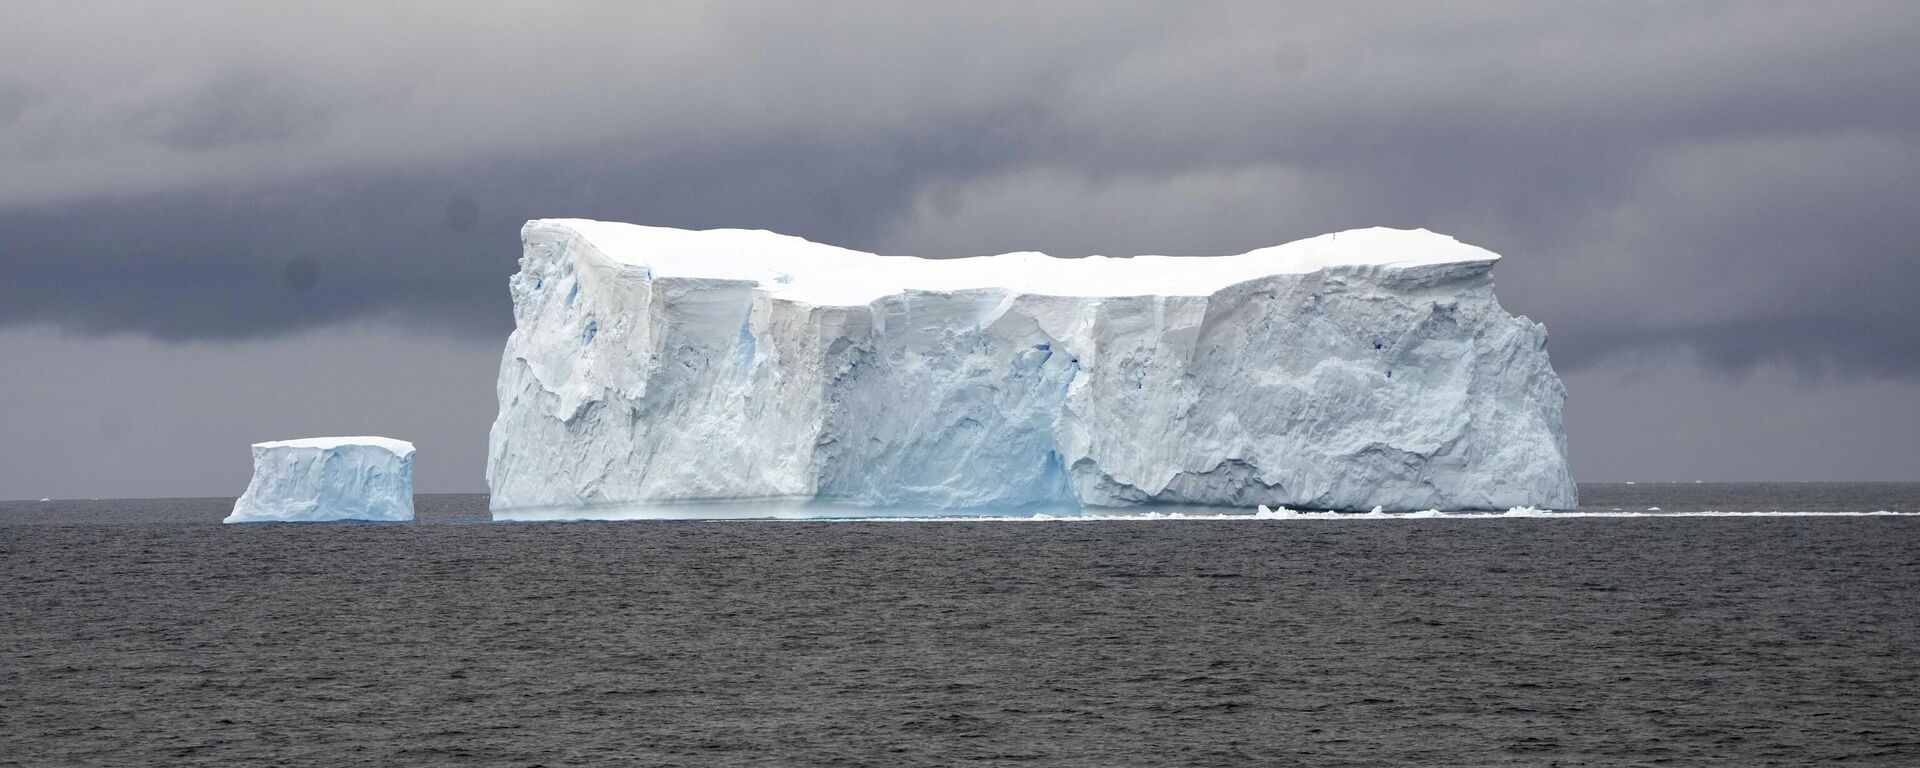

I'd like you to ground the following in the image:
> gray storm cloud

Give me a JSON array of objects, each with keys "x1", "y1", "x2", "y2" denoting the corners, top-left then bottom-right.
[{"x1": 2, "y1": 1, "x2": 1917, "y2": 375}]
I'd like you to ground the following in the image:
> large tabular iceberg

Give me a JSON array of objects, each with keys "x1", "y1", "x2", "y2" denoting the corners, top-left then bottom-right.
[
  {"x1": 487, "y1": 219, "x2": 1574, "y2": 517},
  {"x1": 225, "y1": 437, "x2": 415, "y2": 523}
]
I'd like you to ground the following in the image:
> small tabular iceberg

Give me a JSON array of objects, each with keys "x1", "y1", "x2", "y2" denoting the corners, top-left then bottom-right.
[
  {"x1": 487, "y1": 219, "x2": 1575, "y2": 518},
  {"x1": 225, "y1": 437, "x2": 415, "y2": 523}
]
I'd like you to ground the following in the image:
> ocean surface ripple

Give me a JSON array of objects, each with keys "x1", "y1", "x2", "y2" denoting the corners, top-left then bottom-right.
[{"x1": 3, "y1": 483, "x2": 1917, "y2": 766}]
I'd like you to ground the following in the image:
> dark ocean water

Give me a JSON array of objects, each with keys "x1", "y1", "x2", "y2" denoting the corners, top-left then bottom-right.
[{"x1": 4, "y1": 483, "x2": 1918, "y2": 766}]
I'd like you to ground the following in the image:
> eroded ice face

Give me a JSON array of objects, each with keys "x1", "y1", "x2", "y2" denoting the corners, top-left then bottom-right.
[
  {"x1": 486, "y1": 220, "x2": 1571, "y2": 517},
  {"x1": 226, "y1": 438, "x2": 415, "y2": 523}
]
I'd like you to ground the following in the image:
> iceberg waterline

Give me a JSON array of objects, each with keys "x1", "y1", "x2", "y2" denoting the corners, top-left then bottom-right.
[
  {"x1": 488, "y1": 503, "x2": 1915, "y2": 523},
  {"x1": 486, "y1": 219, "x2": 1576, "y2": 517}
]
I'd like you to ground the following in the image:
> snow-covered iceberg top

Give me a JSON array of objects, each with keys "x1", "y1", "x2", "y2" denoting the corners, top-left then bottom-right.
[
  {"x1": 488, "y1": 220, "x2": 1572, "y2": 517},
  {"x1": 548, "y1": 218, "x2": 1499, "y2": 306},
  {"x1": 251, "y1": 436, "x2": 417, "y2": 454},
  {"x1": 225, "y1": 437, "x2": 415, "y2": 523}
]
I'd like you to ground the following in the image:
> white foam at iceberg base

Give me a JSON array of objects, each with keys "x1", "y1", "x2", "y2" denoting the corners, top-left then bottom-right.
[
  {"x1": 491, "y1": 503, "x2": 1913, "y2": 522},
  {"x1": 879, "y1": 508, "x2": 1916, "y2": 521},
  {"x1": 224, "y1": 437, "x2": 415, "y2": 523},
  {"x1": 989, "y1": 506, "x2": 1914, "y2": 521}
]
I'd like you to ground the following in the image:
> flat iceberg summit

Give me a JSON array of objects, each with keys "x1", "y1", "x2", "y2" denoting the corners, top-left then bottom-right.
[
  {"x1": 225, "y1": 437, "x2": 416, "y2": 523},
  {"x1": 487, "y1": 219, "x2": 1574, "y2": 517}
]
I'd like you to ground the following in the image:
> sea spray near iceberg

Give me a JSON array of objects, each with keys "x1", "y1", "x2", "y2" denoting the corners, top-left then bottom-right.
[{"x1": 486, "y1": 220, "x2": 1575, "y2": 518}]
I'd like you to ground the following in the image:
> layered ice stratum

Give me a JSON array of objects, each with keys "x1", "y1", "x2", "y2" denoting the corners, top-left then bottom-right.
[
  {"x1": 225, "y1": 437, "x2": 415, "y2": 523},
  {"x1": 487, "y1": 219, "x2": 1574, "y2": 517}
]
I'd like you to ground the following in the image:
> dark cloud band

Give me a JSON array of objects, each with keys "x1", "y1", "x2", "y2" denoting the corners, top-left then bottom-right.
[{"x1": 2, "y1": 1, "x2": 1916, "y2": 379}]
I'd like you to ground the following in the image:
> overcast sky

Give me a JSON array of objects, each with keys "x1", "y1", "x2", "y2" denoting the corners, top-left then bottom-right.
[{"x1": 3, "y1": 1, "x2": 1917, "y2": 499}]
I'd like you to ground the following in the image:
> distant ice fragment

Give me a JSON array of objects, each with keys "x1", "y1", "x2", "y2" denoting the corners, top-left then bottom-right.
[{"x1": 225, "y1": 437, "x2": 415, "y2": 523}]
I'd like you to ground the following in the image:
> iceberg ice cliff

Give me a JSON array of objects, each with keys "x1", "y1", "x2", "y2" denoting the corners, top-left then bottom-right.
[
  {"x1": 225, "y1": 437, "x2": 415, "y2": 523},
  {"x1": 487, "y1": 219, "x2": 1574, "y2": 517}
]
